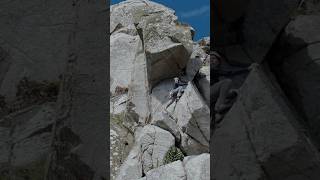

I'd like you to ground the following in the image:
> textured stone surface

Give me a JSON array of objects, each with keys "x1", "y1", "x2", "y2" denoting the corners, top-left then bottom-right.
[
  {"x1": 180, "y1": 131, "x2": 208, "y2": 155},
  {"x1": 271, "y1": 15, "x2": 320, "y2": 144},
  {"x1": 186, "y1": 57, "x2": 203, "y2": 81},
  {"x1": 115, "y1": 145, "x2": 143, "y2": 180},
  {"x1": 0, "y1": 104, "x2": 55, "y2": 179},
  {"x1": 195, "y1": 66, "x2": 210, "y2": 105},
  {"x1": 214, "y1": 0, "x2": 300, "y2": 63},
  {"x1": 174, "y1": 82, "x2": 210, "y2": 147},
  {"x1": 111, "y1": 0, "x2": 193, "y2": 87},
  {"x1": 110, "y1": 1, "x2": 210, "y2": 179},
  {"x1": 138, "y1": 125, "x2": 175, "y2": 174},
  {"x1": 184, "y1": 153, "x2": 210, "y2": 180},
  {"x1": 212, "y1": 67, "x2": 320, "y2": 179},
  {"x1": 110, "y1": 32, "x2": 139, "y2": 94},
  {"x1": 144, "y1": 160, "x2": 186, "y2": 180},
  {"x1": 0, "y1": 0, "x2": 108, "y2": 179}
]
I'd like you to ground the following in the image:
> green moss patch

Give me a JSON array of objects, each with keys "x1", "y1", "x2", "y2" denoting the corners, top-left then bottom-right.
[
  {"x1": 111, "y1": 112, "x2": 126, "y2": 125},
  {"x1": 163, "y1": 146, "x2": 184, "y2": 165}
]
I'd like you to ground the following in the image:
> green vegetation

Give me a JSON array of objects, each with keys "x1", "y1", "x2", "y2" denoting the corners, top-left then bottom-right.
[
  {"x1": 111, "y1": 112, "x2": 125, "y2": 125},
  {"x1": 163, "y1": 146, "x2": 184, "y2": 165}
]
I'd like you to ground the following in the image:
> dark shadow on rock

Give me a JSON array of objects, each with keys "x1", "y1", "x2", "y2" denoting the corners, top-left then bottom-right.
[{"x1": 267, "y1": 30, "x2": 320, "y2": 149}]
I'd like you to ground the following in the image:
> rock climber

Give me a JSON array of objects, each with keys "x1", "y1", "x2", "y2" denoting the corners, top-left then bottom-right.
[
  {"x1": 211, "y1": 51, "x2": 258, "y2": 124},
  {"x1": 165, "y1": 77, "x2": 188, "y2": 109}
]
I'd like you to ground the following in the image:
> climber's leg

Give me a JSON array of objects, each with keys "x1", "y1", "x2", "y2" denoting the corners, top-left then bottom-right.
[
  {"x1": 165, "y1": 98, "x2": 175, "y2": 109},
  {"x1": 176, "y1": 86, "x2": 184, "y2": 100},
  {"x1": 171, "y1": 87, "x2": 180, "y2": 96}
]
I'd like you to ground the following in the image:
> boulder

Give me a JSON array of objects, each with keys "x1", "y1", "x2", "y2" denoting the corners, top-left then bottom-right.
[
  {"x1": 110, "y1": 32, "x2": 139, "y2": 94},
  {"x1": 180, "y1": 131, "x2": 208, "y2": 156},
  {"x1": 212, "y1": 67, "x2": 320, "y2": 179},
  {"x1": 144, "y1": 160, "x2": 186, "y2": 180},
  {"x1": 137, "y1": 125, "x2": 175, "y2": 174},
  {"x1": 174, "y1": 82, "x2": 210, "y2": 147},
  {"x1": 151, "y1": 112, "x2": 180, "y2": 142},
  {"x1": 111, "y1": 0, "x2": 194, "y2": 87},
  {"x1": 110, "y1": 0, "x2": 177, "y2": 34},
  {"x1": 115, "y1": 145, "x2": 143, "y2": 180},
  {"x1": 184, "y1": 153, "x2": 210, "y2": 180},
  {"x1": 146, "y1": 42, "x2": 190, "y2": 87}
]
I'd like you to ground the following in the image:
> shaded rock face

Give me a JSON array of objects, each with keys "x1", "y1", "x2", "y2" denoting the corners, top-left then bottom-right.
[
  {"x1": 0, "y1": 0, "x2": 108, "y2": 179},
  {"x1": 111, "y1": 1, "x2": 210, "y2": 179},
  {"x1": 269, "y1": 14, "x2": 320, "y2": 145},
  {"x1": 212, "y1": 1, "x2": 320, "y2": 179},
  {"x1": 214, "y1": 0, "x2": 300, "y2": 63},
  {"x1": 212, "y1": 67, "x2": 320, "y2": 180},
  {"x1": 0, "y1": 104, "x2": 55, "y2": 180}
]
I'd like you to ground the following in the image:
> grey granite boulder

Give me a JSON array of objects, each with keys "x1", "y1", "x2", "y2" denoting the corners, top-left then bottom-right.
[
  {"x1": 137, "y1": 125, "x2": 175, "y2": 174},
  {"x1": 184, "y1": 153, "x2": 210, "y2": 180},
  {"x1": 174, "y1": 82, "x2": 210, "y2": 147},
  {"x1": 115, "y1": 145, "x2": 143, "y2": 180},
  {"x1": 144, "y1": 160, "x2": 186, "y2": 180}
]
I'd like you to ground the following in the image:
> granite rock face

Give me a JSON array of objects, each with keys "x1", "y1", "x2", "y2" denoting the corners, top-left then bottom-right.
[
  {"x1": 174, "y1": 82, "x2": 210, "y2": 147},
  {"x1": 138, "y1": 125, "x2": 175, "y2": 174},
  {"x1": 212, "y1": 1, "x2": 320, "y2": 179},
  {"x1": 213, "y1": 0, "x2": 300, "y2": 63},
  {"x1": 184, "y1": 153, "x2": 210, "y2": 180},
  {"x1": 0, "y1": 0, "x2": 108, "y2": 179},
  {"x1": 212, "y1": 66, "x2": 320, "y2": 180},
  {"x1": 270, "y1": 14, "x2": 320, "y2": 145},
  {"x1": 111, "y1": 1, "x2": 210, "y2": 179},
  {"x1": 111, "y1": 0, "x2": 194, "y2": 87}
]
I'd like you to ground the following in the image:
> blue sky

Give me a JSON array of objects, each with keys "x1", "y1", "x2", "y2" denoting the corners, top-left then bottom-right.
[{"x1": 110, "y1": 0, "x2": 210, "y2": 40}]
